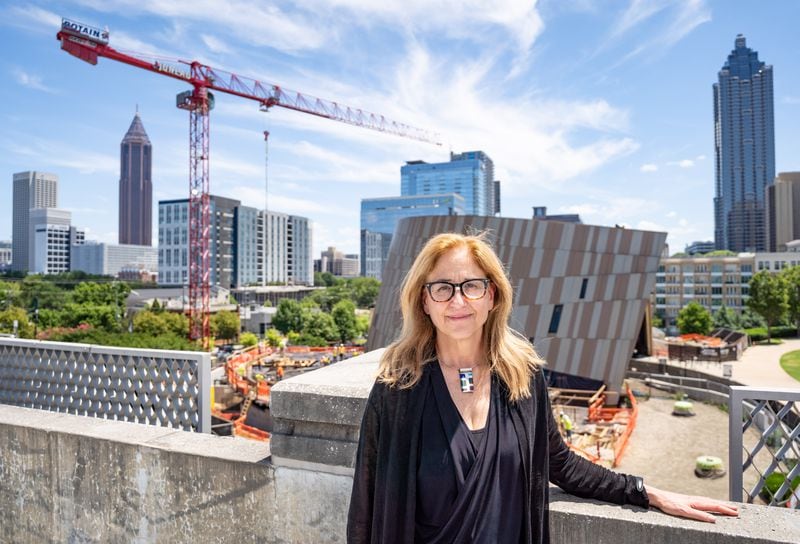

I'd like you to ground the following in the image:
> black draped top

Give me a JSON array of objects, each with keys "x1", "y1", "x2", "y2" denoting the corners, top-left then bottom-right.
[
  {"x1": 416, "y1": 363, "x2": 523, "y2": 543},
  {"x1": 347, "y1": 364, "x2": 650, "y2": 544}
]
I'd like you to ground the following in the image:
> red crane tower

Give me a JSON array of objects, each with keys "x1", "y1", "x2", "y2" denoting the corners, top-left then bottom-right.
[{"x1": 57, "y1": 18, "x2": 440, "y2": 349}]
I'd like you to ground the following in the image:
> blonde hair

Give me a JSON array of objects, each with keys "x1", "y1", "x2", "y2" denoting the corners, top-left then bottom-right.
[{"x1": 378, "y1": 232, "x2": 543, "y2": 401}]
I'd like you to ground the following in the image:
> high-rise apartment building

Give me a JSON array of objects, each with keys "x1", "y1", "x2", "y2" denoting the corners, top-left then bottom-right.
[
  {"x1": 12, "y1": 171, "x2": 58, "y2": 272},
  {"x1": 765, "y1": 172, "x2": 800, "y2": 252},
  {"x1": 713, "y1": 35, "x2": 775, "y2": 252},
  {"x1": 401, "y1": 151, "x2": 499, "y2": 216},
  {"x1": 119, "y1": 112, "x2": 153, "y2": 246},
  {"x1": 287, "y1": 215, "x2": 312, "y2": 286},
  {"x1": 158, "y1": 197, "x2": 311, "y2": 287}
]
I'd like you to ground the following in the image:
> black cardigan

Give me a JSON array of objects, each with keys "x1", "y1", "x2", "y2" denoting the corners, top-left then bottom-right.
[{"x1": 347, "y1": 365, "x2": 649, "y2": 544}]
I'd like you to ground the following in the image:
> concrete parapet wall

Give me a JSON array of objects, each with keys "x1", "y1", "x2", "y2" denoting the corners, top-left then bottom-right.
[{"x1": 1, "y1": 349, "x2": 798, "y2": 542}]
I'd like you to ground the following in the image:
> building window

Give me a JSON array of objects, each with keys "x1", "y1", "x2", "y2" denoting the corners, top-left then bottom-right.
[
  {"x1": 548, "y1": 304, "x2": 563, "y2": 334},
  {"x1": 579, "y1": 278, "x2": 588, "y2": 299}
]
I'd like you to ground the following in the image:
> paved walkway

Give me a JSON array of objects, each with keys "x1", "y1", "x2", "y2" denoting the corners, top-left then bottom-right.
[{"x1": 662, "y1": 338, "x2": 800, "y2": 390}]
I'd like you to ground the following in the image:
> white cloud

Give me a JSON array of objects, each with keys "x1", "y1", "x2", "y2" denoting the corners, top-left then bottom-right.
[
  {"x1": 12, "y1": 69, "x2": 56, "y2": 93},
  {"x1": 667, "y1": 158, "x2": 694, "y2": 168},
  {"x1": 640, "y1": 163, "x2": 658, "y2": 172},
  {"x1": 201, "y1": 34, "x2": 232, "y2": 54}
]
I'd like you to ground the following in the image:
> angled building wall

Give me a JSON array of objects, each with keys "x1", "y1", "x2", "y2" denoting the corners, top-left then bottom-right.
[{"x1": 367, "y1": 216, "x2": 666, "y2": 396}]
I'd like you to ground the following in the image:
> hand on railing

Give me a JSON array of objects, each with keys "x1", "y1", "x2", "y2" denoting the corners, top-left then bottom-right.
[{"x1": 646, "y1": 485, "x2": 739, "y2": 522}]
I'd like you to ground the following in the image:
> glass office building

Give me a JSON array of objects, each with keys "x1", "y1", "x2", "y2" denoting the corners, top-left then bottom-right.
[
  {"x1": 360, "y1": 194, "x2": 465, "y2": 279},
  {"x1": 713, "y1": 35, "x2": 775, "y2": 252},
  {"x1": 401, "y1": 151, "x2": 498, "y2": 217}
]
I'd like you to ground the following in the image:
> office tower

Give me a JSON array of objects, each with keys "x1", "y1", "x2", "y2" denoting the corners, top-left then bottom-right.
[
  {"x1": 401, "y1": 151, "x2": 499, "y2": 216},
  {"x1": 765, "y1": 172, "x2": 800, "y2": 252},
  {"x1": 713, "y1": 35, "x2": 775, "y2": 252},
  {"x1": 119, "y1": 112, "x2": 153, "y2": 246},
  {"x1": 29, "y1": 208, "x2": 84, "y2": 274},
  {"x1": 315, "y1": 247, "x2": 359, "y2": 278},
  {"x1": 11, "y1": 171, "x2": 58, "y2": 272},
  {"x1": 360, "y1": 194, "x2": 465, "y2": 279}
]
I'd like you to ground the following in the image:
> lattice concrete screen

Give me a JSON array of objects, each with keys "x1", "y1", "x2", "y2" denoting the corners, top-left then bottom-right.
[
  {"x1": 729, "y1": 386, "x2": 800, "y2": 507},
  {"x1": 0, "y1": 338, "x2": 210, "y2": 432}
]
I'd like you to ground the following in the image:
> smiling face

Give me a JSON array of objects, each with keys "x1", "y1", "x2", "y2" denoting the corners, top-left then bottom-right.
[{"x1": 422, "y1": 245, "x2": 495, "y2": 348}]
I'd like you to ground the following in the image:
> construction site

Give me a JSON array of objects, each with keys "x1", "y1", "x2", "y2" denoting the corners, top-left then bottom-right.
[{"x1": 210, "y1": 343, "x2": 364, "y2": 441}]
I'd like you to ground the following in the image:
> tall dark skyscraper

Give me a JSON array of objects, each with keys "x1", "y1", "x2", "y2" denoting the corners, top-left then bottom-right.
[
  {"x1": 119, "y1": 112, "x2": 152, "y2": 246},
  {"x1": 713, "y1": 35, "x2": 775, "y2": 252}
]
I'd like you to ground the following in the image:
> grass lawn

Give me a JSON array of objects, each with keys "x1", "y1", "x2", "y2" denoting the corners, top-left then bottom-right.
[{"x1": 779, "y1": 350, "x2": 800, "y2": 382}]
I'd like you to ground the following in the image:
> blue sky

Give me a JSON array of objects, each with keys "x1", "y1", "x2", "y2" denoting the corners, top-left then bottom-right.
[{"x1": 2, "y1": 0, "x2": 799, "y2": 257}]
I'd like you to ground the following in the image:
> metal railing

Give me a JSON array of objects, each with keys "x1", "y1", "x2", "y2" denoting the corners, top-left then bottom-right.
[
  {"x1": 729, "y1": 386, "x2": 800, "y2": 507},
  {"x1": 0, "y1": 338, "x2": 210, "y2": 432}
]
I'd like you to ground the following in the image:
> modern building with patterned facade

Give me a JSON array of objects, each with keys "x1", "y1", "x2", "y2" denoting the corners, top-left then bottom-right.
[
  {"x1": 360, "y1": 194, "x2": 465, "y2": 280},
  {"x1": 11, "y1": 171, "x2": 58, "y2": 272},
  {"x1": 0, "y1": 241, "x2": 11, "y2": 269},
  {"x1": 368, "y1": 215, "x2": 666, "y2": 398},
  {"x1": 654, "y1": 251, "x2": 800, "y2": 332},
  {"x1": 118, "y1": 112, "x2": 153, "y2": 246},
  {"x1": 766, "y1": 172, "x2": 800, "y2": 252},
  {"x1": 71, "y1": 242, "x2": 158, "y2": 278},
  {"x1": 713, "y1": 35, "x2": 775, "y2": 252}
]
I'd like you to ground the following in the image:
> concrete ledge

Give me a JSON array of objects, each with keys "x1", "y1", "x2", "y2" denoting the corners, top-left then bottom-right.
[
  {"x1": 550, "y1": 487, "x2": 800, "y2": 543},
  {"x1": 269, "y1": 349, "x2": 381, "y2": 469}
]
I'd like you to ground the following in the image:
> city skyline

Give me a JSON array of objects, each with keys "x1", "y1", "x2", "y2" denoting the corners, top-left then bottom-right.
[{"x1": 2, "y1": 1, "x2": 800, "y2": 257}]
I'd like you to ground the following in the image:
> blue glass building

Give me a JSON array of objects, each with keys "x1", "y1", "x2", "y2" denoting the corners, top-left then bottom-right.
[
  {"x1": 360, "y1": 194, "x2": 465, "y2": 279},
  {"x1": 713, "y1": 35, "x2": 775, "y2": 252},
  {"x1": 401, "y1": 151, "x2": 499, "y2": 216}
]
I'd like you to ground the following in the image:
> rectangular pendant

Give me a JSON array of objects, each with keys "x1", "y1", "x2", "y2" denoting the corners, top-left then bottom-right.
[{"x1": 459, "y1": 368, "x2": 474, "y2": 393}]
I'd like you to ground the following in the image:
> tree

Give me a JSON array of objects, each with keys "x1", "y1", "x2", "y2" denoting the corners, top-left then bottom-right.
[
  {"x1": 349, "y1": 277, "x2": 381, "y2": 308},
  {"x1": 265, "y1": 328, "x2": 283, "y2": 348},
  {"x1": 240, "y1": 332, "x2": 258, "y2": 347},
  {"x1": 712, "y1": 303, "x2": 740, "y2": 330},
  {"x1": 676, "y1": 301, "x2": 713, "y2": 335},
  {"x1": 782, "y1": 266, "x2": 800, "y2": 337},
  {"x1": 332, "y1": 299, "x2": 358, "y2": 343},
  {"x1": 272, "y1": 299, "x2": 305, "y2": 334},
  {"x1": 302, "y1": 311, "x2": 339, "y2": 342},
  {"x1": 740, "y1": 306, "x2": 765, "y2": 329},
  {"x1": 18, "y1": 276, "x2": 64, "y2": 310},
  {"x1": 133, "y1": 310, "x2": 171, "y2": 336},
  {"x1": 747, "y1": 270, "x2": 789, "y2": 343},
  {"x1": 211, "y1": 311, "x2": 240, "y2": 341},
  {"x1": 0, "y1": 280, "x2": 21, "y2": 309},
  {"x1": 60, "y1": 303, "x2": 120, "y2": 332},
  {"x1": 70, "y1": 281, "x2": 130, "y2": 306},
  {"x1": 0, "y1": 307, "x2": 35, "y2": 338}
]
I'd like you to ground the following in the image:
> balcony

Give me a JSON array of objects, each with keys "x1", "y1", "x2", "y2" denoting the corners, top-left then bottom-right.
[{"x1": 0, "y1": 341, "x2": 798, "y2": 542}]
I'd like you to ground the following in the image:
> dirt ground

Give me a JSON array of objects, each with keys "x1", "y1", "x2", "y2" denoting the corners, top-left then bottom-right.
[{"x1": 612, "y1": 387, "x2": 732, "y2": 500}]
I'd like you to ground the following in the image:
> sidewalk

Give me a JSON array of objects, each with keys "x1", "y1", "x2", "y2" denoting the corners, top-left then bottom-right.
[
  {"x1": 661, "y1": 338, "x2": 800, "y2": 390},
  {"x1": 732, "y1": 337, "x2": 800, "y2": 389}
]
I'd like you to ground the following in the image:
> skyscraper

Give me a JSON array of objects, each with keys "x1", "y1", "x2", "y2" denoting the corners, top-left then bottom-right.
[
  {"x1": 119, "y1": 112, "x2": 152, "y2": 246},
  {"x1": 401, "y1": 151, "x2": 499, "y2": 216},
  {"x1": 713, "y1": 35, "x2": 775, "y2": 252},
  {"x1": 11, "y1": 171, "x2": 58, "y2": 272}
]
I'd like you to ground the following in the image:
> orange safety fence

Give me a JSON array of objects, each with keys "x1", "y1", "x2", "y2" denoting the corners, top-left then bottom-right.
[{"x1": 584, "y1": 384, "x2": 638, "y2": 468}]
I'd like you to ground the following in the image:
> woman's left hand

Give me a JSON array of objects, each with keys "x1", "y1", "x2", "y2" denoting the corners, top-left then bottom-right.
[{"x1": 645, "y1": 485, "x2": 740, "y2": 523}]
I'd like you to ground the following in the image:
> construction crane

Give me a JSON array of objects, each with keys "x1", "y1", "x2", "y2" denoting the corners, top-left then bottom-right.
[{"x1": 57, "y1": 18, "x2": 440, "y2": 349}]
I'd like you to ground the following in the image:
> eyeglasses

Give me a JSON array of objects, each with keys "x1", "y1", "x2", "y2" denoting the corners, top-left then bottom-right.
[{"x1": 424, "y1": 278, "x2": 491, "y2": 302}]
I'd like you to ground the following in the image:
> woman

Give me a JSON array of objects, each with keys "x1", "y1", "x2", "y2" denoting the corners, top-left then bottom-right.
[{"x1": 348, "y1": 232, "x2": 738, "y2": 543}]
